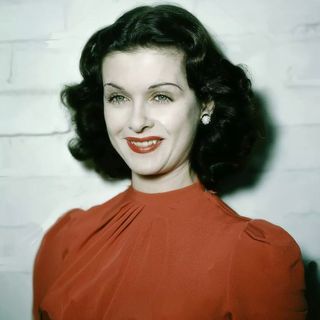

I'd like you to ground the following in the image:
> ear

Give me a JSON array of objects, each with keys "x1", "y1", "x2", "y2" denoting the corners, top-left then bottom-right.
[{"x1": 201, "y1": 100, "x2": 215, "y2": 116}]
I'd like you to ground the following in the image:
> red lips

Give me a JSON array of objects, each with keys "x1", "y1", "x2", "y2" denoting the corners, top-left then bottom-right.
[{"x1": 125, "y1": 136, "x2": 163, "y2": 154}]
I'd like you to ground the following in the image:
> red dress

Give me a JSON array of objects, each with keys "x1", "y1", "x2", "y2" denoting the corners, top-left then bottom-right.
[{"x1": 33, "y1": 181, "x2": 307, "y2": 319}]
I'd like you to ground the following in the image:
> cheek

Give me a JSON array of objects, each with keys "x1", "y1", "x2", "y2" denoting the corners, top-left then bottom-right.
[
  {"x1": 163, "y1": 103, "x2": 200, "y2": 136},
  {"x1": 104, "y1": 107, "x2": 126, "y2": 139}
]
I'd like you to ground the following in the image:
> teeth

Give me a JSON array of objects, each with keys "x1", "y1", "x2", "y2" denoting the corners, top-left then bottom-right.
[{"x1": 130, "y1": 140, "x2": 160, "y2": 147}]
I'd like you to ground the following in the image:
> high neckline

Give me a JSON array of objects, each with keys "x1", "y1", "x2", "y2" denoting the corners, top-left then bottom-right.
[{"x1": 124, "y1": 180, "x2": 206, "y2": 205}]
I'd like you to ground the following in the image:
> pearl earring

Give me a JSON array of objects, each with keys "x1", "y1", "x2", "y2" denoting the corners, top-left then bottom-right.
[{"x1": 201, "y1": 113, "x2": 211, "y2": 125}]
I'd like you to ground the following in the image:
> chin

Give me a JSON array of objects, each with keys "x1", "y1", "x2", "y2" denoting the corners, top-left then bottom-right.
[
  {"x1": 118, "y1": 145, "x2": 168, "y2": 175},
  {"x1": 129, "y1": 162, "x2": 164, "y2": 176}
]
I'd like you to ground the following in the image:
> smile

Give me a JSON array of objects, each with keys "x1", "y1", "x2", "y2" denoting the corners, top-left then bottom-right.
[{"x1": 125, "y1": 136, "x2": 163, "y2": 154}]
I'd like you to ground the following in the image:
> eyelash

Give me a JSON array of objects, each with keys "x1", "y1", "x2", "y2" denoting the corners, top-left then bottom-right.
[
  {"x1": 105, "y1": 93, "x2": 173, "y2": 105},
  {"x1": 107, "y1": 95, "x2": 128, "y2": 104},
  {"x1": 153, "y1": 94, "x2": 172, "y2": 103}
]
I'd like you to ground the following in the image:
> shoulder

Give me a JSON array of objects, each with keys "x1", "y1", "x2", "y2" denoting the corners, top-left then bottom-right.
[
  {"x1": 33, "y1": 208, "x2": 85, "y2": 317},
  {"x1": 34, "y1": 208, "x2": 85, "y2": 269},
  {"x1": 36, "y1": 188, "x2": 130, "y2": 259},
  {"x1": 228, "y1": 219, "x2": 307, "y2": 318},
  {"x1": 42, "y1": 208, "x2": 83, "y2": 239},
  {"x1": 241, "y1": 218, "x2": 300, "y2": 248},
  {"x1": 204, "y1": 193, "x2": 307, "y2": 316},
  {"x1": 230, "y1": 218, "x2": 304, "y2": 274},
  {"x1": 205, "y1": 192, "x2": 300, "y2": 251}
]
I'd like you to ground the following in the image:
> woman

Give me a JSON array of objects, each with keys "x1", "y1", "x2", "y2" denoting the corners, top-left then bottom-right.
[{"x1": 33, "y1": 4, "x2": 307, "y2": 319}]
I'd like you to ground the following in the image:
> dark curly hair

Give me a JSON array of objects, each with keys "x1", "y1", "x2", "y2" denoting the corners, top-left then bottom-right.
[{"x1": 61, "y1": 4, "x2": 257, "y2": 191}]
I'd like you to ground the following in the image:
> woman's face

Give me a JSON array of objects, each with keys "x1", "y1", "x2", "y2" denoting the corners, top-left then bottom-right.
[{"x1": 102, "y1": 47, "x2": 201, "y2": 178}]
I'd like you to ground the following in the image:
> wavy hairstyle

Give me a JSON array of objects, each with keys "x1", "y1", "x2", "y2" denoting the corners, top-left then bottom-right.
[{"x1": 61, "y1": 4, "x2": 257, "y2": 191}]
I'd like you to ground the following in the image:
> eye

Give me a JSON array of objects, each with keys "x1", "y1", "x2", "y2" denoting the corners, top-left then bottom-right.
[
  {"x1": 106, "y1": 94, "x2": 129, "y2": 104},
  {"x1": 152, "y1": 94, "x2": 172, "y2": 104}
]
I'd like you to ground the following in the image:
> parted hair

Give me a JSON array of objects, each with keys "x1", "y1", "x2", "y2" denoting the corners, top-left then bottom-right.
[{"x1": 61, "y1": 4, "x2": 257, "y2": 191}]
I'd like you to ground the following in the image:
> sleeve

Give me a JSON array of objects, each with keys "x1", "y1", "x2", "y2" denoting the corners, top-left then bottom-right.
[
  {"x1": 228, "y1": 219, "x2": 308, "y2": 320},
  {"x1": 32, "y1": 209, "x2": 83, "y2": 320}
]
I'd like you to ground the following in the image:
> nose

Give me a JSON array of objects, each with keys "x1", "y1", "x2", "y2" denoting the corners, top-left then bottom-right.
[{"x1": 128, "y1": 102, "x2": 154, "y2": 133}]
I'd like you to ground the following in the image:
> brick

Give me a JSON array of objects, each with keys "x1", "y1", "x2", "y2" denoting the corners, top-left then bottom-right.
[
  {"x1": 0, "y1": 94, "x2": 70, "y2": 134},
  {"x1": 267, "y1": 1, "x2": 320, "y2": 35},
  {"x1": 64, "y1": 0, "x2": 129, "y2": 38},
  {"x1": 222, "y1": 39, "x2": 320, "y2": 126},
  {"x1": 0, "y1": 272, "x2": 32, "y2": 319},
  {"x1": 222, "y1": 169, "x2": 320, "y2": 257},
  {"x1": 278, "y1": 211, "x2": 320, "y2": 260},
  {"x1": 0, "y1": 134, "x2": 86, "y2": 176},
  {"x1": 64, "y1": 0, "x2": 196, "y2": 39},
  {"x1": 223, "y1": 169, "x2": 320, "y2": 223},
  {"x1": 282, "y1": 41, "x2": 320, "y2": 88},
  {"x1": 264, "y1": 41, "x2": 320, "y2": 126},
  {"x1": 2, "y1": 43, "x2": 81, "y2": 91},
  {"x1": 264, "y1": 89, "x2": 320, "y2": 126},
  {"x1": 0, "y1": 177, "x2": 129, "y2": 226},
  {"x1": 194, "y1": 0, "x2": 248, "y2": 36},
  {"x1": 291, "y1": 22, "x2": 320, "y2": 41},
  {"x1": 266, "y1": 41, "x2": 319, "y2": 89},
  {"x1": 0, "y1": 1, "x2": 64, "y2": 41},
  {"x1": 195, "y1": 0, "x2": 320, "y2": 36},
  {"x1": 0, "y1": 223, "x2": 42, "y2": 272},
  {"x1": 0, "y1": 44, "x2": 12, "y2": 84},
  {"x1": 263, "y1": 125, "x2": 320, "y2": 172}
]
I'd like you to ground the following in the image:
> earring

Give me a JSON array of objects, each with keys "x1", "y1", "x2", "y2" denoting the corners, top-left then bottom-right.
[{"x1": 201, "y1": 113, "x2": 211, "y2": 125}]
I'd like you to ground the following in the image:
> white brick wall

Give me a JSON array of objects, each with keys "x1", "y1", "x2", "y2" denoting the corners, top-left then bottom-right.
[
  {"x1": 0, "y1": 1, "x2": 65, "y2": 41},
  {"x1": 0, "y1": 1, "x2": 319, "y2": 319},
  {"x1": 0, "y1": 94, "x2": 70, "y2": 134}
]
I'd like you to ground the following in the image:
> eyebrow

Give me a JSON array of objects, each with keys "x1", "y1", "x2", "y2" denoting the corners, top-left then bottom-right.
[
  {"x1": 103, "y1": 83, "x2": 124, "y2": 90},
  {"x1": 103, "y1": 82, "x2": 183, "y2": 91},
  {"x1": 149, "y1": 82, "x2": 183, "y2": 91}
]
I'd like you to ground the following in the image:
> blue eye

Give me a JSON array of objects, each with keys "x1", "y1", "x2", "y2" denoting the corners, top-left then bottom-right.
[
  {"x1": 153, "y1": 94, "x2": 172, "y2": 103},
  {"x1": 107, "y1": 95, "x2": 129, "y2": 104}
]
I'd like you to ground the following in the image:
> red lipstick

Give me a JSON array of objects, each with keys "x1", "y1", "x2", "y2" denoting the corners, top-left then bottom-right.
[{"x1": 125, "y1": 136, "x2": 163, "y2": 154}]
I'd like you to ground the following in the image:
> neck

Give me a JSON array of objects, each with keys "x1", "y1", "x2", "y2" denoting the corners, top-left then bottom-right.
[{"x1": 131, "y1": 162, "x2": 198, "y2": 193}]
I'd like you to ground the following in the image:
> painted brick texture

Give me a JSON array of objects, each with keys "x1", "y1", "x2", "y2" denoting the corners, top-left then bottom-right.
[{"x1": 0, "y1": 0, "x2": 319, "y2": 319}]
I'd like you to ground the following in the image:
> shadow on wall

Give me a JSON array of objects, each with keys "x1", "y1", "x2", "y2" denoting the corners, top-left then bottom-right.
[
  {"x1": 219, "y1": 90, "x2": 276, "y2": 195},
  {"x1": 218, "y1": 91, "x2": 320, "y2": 319},
  {"x1": 304, "y1": 259, "x2": 320, "y2": 320}
]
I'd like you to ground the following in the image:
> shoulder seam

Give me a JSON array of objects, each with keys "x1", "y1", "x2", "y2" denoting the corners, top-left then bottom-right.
[{"x1": 204, "y1": 192, "x2": 251, "y2": 223}]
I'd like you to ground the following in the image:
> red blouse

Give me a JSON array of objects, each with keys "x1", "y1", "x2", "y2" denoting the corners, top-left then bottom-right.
[{"x1": 33, "y1": 181, "x2": 307, "y2": 319}]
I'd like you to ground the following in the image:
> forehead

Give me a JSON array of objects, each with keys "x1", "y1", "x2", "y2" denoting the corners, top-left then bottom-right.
[{"x1": 101, "y1": 48, "x2": 187, "y2": 86}]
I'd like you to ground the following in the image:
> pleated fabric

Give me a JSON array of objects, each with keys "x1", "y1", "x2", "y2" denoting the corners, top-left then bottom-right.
[{"x1": 33, "y1": 181, "x2": 307, "y2": 319}]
